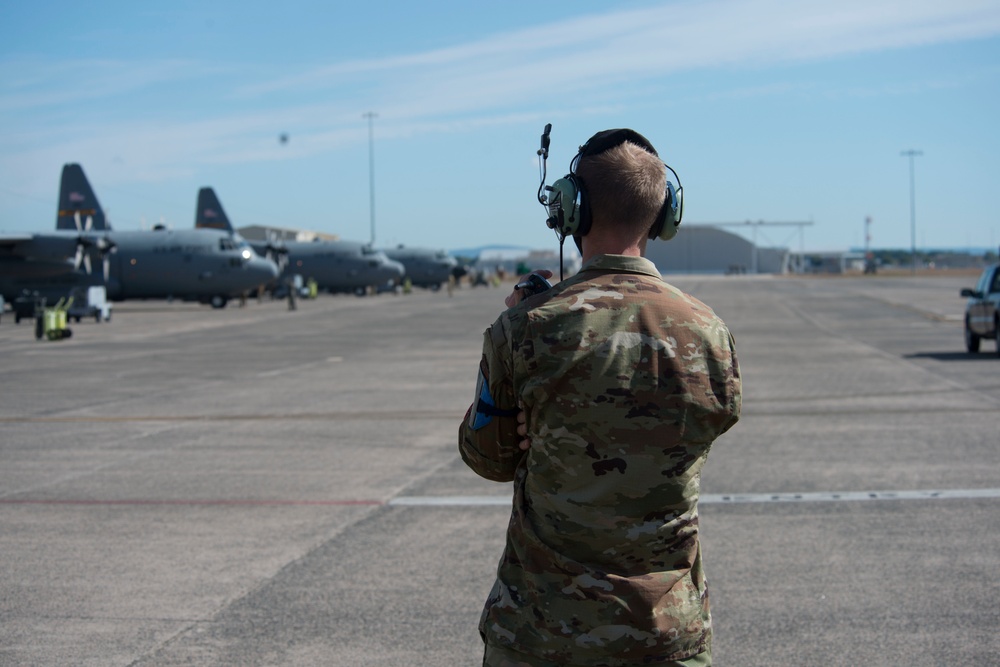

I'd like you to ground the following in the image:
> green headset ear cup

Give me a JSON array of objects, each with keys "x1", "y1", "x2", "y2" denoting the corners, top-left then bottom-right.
[
  {"x1": 650, "y1": 179, "x2": 682, "y2": 241},
  {"x1": 547, "y1": 175, "x2": 583, "y2": 237},
  {"x1": 658, "y1": 217, "x2": 679, "y2": 241}
]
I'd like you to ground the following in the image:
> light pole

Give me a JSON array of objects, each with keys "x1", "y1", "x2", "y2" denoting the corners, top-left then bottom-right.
[
  {"x1": 864, "y1": 215, "x2": 873, "y2": 274},
  {"x1": 901, "y1": 149, "x2": 922, "y2": 275},
  {"x1": 363, "y1": 111, "x2": 378, "y2": 246}
]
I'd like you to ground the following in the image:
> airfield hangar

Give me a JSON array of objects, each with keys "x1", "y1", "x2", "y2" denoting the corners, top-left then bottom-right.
[
  {"x1": 646, "y1": 225, "x2": 790, "y2": 274},
  {"x1": 482, "y1": 226, "x2": 792, "y2": 276},
  {"x1": 237, "y1": 225, "x2": 340, "y2": 243}
]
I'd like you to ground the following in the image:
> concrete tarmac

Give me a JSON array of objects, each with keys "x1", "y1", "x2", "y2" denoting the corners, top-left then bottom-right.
[{"x1": 1, "y1": 273, "x2": 997, "y2": 666}]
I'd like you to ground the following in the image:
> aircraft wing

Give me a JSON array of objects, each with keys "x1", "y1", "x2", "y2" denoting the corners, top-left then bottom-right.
[
  {"x1": 0, "y1": 233, "x2": 36, "y2": 252},
  {"x1": 0, "y1": 232, "x2": 86, "y2": 282},
  {"x1": 0, "y1": 232, "x2": 82, "y2": 262}
]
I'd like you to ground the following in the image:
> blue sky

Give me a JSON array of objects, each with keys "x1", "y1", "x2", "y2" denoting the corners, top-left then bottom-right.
[{"x1": 2, "y1": 0, "x2": 999, "y2": 253}]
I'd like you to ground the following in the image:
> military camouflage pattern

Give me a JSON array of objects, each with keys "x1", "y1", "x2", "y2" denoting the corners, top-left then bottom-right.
[{"x1": 460, "y1": 254, "x2": 741, "y2": 666}]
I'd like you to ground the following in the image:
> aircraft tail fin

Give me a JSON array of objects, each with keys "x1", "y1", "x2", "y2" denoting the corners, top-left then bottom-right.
[
  {"x1": 57, "y1": 163, "x2": 109, "y2": 231},
  {"x1": 195, "y1": 187, "x2": 234, "y2": 232}
]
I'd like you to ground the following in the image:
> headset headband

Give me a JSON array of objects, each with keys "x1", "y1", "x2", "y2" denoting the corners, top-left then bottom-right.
[{"x1": 575, "y1": 129, "x2": 659, "y2": 167}]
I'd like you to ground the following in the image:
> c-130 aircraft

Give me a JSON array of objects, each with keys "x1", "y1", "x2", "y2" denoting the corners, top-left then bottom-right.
[
  {"x1": 195, "y1": 187, "x2": 405, "y2": 295},
  {"x1": 0, "y1": 164, "x2": 279, "y2": 309}
]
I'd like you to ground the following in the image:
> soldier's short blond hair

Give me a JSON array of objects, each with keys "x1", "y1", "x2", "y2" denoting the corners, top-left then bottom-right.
[{"x1": 575, "y1": 141, "x2": 666, "y2": 240}]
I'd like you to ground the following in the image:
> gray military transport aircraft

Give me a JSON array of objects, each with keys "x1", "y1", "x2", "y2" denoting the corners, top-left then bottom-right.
[
  {"x1": 0, "y1": 164, "x2": 278, "y2": 309},
  {"x1": 195, "y1": 187, "x2": 405, "y2": 295},
  {"x1": 381, "y1": 245, "x2": 458, "y2": 290}
]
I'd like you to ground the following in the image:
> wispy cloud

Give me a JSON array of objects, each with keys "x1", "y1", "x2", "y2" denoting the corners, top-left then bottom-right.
[
  {"x1": 2, "y1": 0, "x2": 998, "y2": 193},
  {"x1": 239, "y1": 0, "x2": 1000, "y2": 109},
  {"x1": 0, "y1": 58, "x2": 215, "y2": 113}
]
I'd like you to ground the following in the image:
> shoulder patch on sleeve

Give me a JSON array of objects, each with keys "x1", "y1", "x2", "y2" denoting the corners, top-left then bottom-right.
[{"x1": 469, "y1": 360, "x2": 518, "y2": 431}]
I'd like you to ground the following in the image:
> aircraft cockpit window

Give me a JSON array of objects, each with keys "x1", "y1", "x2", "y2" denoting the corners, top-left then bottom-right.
[
  {"x1": 219, "y1": 238, "x2": 236, "y2": 252},
  {"x1": 362, "y1": 246, "x2": 377, "y2": 255}
]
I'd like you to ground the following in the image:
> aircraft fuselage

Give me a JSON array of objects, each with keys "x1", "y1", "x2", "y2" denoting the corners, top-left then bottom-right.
[
  {"x1": 104, "y1": 229, "x2": 277, "y2": 301},
  {"x1": 266, "y1": 240, "x2": 405, "y2": 292},
  {"x1": 382, "y1": 246, "x2": 458, "y2": 289},
  {"x1": 0, "y1": 228, "x2": 277, "y2": 306}
]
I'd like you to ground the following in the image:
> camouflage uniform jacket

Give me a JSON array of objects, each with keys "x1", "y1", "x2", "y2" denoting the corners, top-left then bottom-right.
[{"x1": 459, "y1": 254, "x2": 741, "y2": 666}]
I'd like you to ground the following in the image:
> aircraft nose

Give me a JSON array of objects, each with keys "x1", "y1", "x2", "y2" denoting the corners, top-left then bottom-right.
[
  {"x1": 250, "y1": 256, "x2": 280, "y2": 281},
  {"x1": 386, "y1": 259, "x2": 405, "y2": 279}
]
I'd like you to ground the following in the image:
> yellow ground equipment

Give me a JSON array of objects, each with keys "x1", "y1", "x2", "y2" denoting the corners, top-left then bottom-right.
[{"x1": 41, "y1": 297, "x2": 74, "y2": 341}]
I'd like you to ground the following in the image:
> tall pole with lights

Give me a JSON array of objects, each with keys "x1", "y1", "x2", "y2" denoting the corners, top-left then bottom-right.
[
  {"x1": 864, "y1": 215, "x2": 873, "y2": 274},
  {"x1": 901, "y1": 149, "x2": 923, "y2": 275},
  {"x1": 363, "y1": 111, "x2": 378, "y2": 246}
]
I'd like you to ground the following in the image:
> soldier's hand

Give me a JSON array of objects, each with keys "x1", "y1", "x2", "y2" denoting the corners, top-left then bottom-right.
[
  {"x1": 516, "y1": 406, "x2": 531, "y2": 450},
  {"x1": 505, "y1": 269, "x2": 553, "y2": 308}
]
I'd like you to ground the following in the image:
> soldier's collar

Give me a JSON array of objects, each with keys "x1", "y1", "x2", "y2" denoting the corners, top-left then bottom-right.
[{"x1": 580, "y1": 254, "x2": 662, "y2": 279}]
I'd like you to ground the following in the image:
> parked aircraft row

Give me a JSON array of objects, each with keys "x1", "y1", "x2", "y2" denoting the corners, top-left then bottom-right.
[
  {"x1": 1, "y1": 164, "x2": 460, "y2": 316},
  {"x1": 195, "y1": 188, "x2": 460, "y2": 293},
  {"x1": 194, "y1": 188, "x2": 406, "y2": 295}
]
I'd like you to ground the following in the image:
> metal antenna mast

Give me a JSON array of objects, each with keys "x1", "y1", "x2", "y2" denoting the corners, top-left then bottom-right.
[
  {"x1": 901, "y1": 149, "x2": 923, "y2": 275},
  {"x1": 363, "y1": 112, "x2": 378, "y2": 246}
]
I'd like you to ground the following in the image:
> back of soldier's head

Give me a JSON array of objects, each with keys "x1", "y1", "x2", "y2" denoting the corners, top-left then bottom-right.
[{"x1": 575, "y1": 140, "x2": 667, "y2": 239}]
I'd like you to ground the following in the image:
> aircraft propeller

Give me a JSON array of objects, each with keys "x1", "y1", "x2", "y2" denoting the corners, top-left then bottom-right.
[
  {"x1": 96, "y1": 236, "x2": 118, "y2": 283},
  {"x1": 72, "y1": 211, "x2": 94, "y2": 273},
  {"x1": 72, "y1": 210, "x2": 117, "y2": 282},
  {"x1": 264, "y1": 230, "x2": 289, "y2": 273}
]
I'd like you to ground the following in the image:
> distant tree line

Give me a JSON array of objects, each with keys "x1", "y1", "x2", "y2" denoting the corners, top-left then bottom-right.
[{"x1": 870, "y1": 249, "x2": 997, "y2": 268}]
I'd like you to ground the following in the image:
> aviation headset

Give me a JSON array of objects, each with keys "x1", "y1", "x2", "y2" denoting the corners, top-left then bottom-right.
[{"x1": 540, "y1": 127, "x2": 684, "y2": 243}]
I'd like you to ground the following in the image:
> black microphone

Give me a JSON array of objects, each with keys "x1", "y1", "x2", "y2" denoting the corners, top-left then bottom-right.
[
  {"x1": 538, "y1": 123, "x2": 551, "y2": 158},
  {"x1": 537, "y1": 123, "x2": 553, "y2": 207}
]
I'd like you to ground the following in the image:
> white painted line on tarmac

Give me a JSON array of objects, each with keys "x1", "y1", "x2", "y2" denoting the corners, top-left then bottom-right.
[
  {"x1": 703, "y1": 488, "x2": 1000, "y2": 504},
  {"x1": 6, "y1": 489, "x2": 997, "y2": 508},
  {"x1": 388, "y1": 488, "x2": 1000, "y2": 507}
]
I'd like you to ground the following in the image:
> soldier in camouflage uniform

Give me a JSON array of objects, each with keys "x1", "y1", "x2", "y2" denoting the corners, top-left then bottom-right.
[{"x1": 459, "y1": 129, "x2": 741, "y2": 667}]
